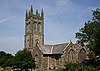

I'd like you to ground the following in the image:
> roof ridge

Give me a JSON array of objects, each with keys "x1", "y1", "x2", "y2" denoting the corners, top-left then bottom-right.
[
  {"x1": 45, "y1": 43, "x2": 68, "y2": 46},
  {"x1": 44, "y1": 44, "x2": 55, "y2": 46}
]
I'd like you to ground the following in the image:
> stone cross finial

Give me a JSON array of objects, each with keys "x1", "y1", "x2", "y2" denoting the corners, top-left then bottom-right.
[{"x1": 70, "y1": 39, "x2": 72, "y2": 43}]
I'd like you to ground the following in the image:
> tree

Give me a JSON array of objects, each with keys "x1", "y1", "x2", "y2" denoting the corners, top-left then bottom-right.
[
  {"x1": 63, "y1": 62, "x2": 98, "y2": 71},
  {"x1": 76, "y1": 8, "x2": 100, "y2": 56},
  {"x1": 13, "y1": 49, "x2": 35, "y2": 71},
  {"x1": 0, "y1": 51, "x2": 14, "y2": 68}
]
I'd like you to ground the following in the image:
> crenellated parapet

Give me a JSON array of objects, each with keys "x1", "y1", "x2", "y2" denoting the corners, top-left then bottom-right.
[{"x1": 25, "y1": 5, "x2": 44, "y2": 21}]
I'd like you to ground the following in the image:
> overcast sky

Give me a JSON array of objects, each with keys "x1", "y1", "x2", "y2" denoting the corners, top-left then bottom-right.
[{"x1": 0, "y1": 0, "x2": 100, "y2": 55}]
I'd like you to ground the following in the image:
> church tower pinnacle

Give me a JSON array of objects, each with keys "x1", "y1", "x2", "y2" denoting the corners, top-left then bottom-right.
[
  {"x1": 41, "y1": 8, "x2": 44, "y2": 19},
  {"x1": 25, "y1": 10, "x2": 28, "y2": 21},
  {"x1": 30, "y1": 5, "x2": 33, "y2": 17},
  {"x1": 31, "y1": 5, "x2": 33, "y2": 14}
]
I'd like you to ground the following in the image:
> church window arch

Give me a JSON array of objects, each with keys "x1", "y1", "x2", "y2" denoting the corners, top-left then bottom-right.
[
  {"x1": 37, "y1": 22, "x2": 41, "y2": 32},
  {"x1": 33, "y1": 21, "x2": 36, "y2": 30},
  {"x1": 26, "y1": 22, "x2": 30, "y2": 33},
  {"x1": 68, "y1": 49, "x2": 75, "y2": 62},
  {"x1": 78, "y1": 48, "x2": 86, "y2": 62}
]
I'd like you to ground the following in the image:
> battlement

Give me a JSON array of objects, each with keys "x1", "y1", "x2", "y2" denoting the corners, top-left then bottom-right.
[{"x1": 25, "y1": 5, "x2": 44, "y2": 21}]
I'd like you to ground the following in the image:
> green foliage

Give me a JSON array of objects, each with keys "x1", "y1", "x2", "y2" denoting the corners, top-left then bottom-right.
[
  {"x1": 0, "y1": 49, "x2": 35, "y2": 70},
  {"x1": 13, "y1": 49, "x2": 35, "y2": 70},
  {"x1": 81, "y1": 56, "x2": 100, "y2": 69},
  {"x1": 0, "y1": 51, "x2": 14, "y2": 68},
  {"x1": 74, "y1": 8, "x2": 100, "y2": 71},
  {"x1": 47, "y1": 61, "x2": 100, "y2": 71},
  {"x1": 76, "y1": 8, "x2": 100, "y2": 56},
  {"x1": 55, "y1": 62, "x2": 98, "y2": 71}
]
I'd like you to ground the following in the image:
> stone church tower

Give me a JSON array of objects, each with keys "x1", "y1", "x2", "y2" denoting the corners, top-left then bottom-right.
[
  {"x1": 24, "y1": 6, "x2": 89, "y2": 71},
  {"x1": 24, "y1": 5, "x2": 44, "y2": 52}
]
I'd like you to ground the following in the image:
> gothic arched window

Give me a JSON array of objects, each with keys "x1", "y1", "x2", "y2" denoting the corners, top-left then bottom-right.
[
  {"x1": 33, "y1": 21, "x2": 36, "y2": 30},
  {"x1": 68, "y1": 49, "x2": 75, "y2": 62},
  {"x1": 37, "y1": 22, "x2": 41, "y2": 32},
  {"x1": 26, "y1": 22, "x2": 30, "y2": 33},
  {"x1": 78, "y1": 48, "x2": 86, "y2": 62}
]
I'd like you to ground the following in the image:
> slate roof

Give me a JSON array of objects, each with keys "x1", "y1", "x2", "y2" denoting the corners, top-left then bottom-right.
[{"x1": 42, "y1": 43, "x2": 69, "y2": 54}]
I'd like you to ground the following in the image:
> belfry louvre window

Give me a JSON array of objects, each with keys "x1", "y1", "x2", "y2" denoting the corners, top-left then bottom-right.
[
  {"x1": 37, "y1": 22, "x2": 41, "y2": 32},
  {"x1": 33, "y1": 21, "x2": 36, "y2": 30}
]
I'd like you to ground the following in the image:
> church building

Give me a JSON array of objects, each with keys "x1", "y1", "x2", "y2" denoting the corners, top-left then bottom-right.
[{"x1": 24, "y1": 6, "x2": 89, "y2": 71}]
